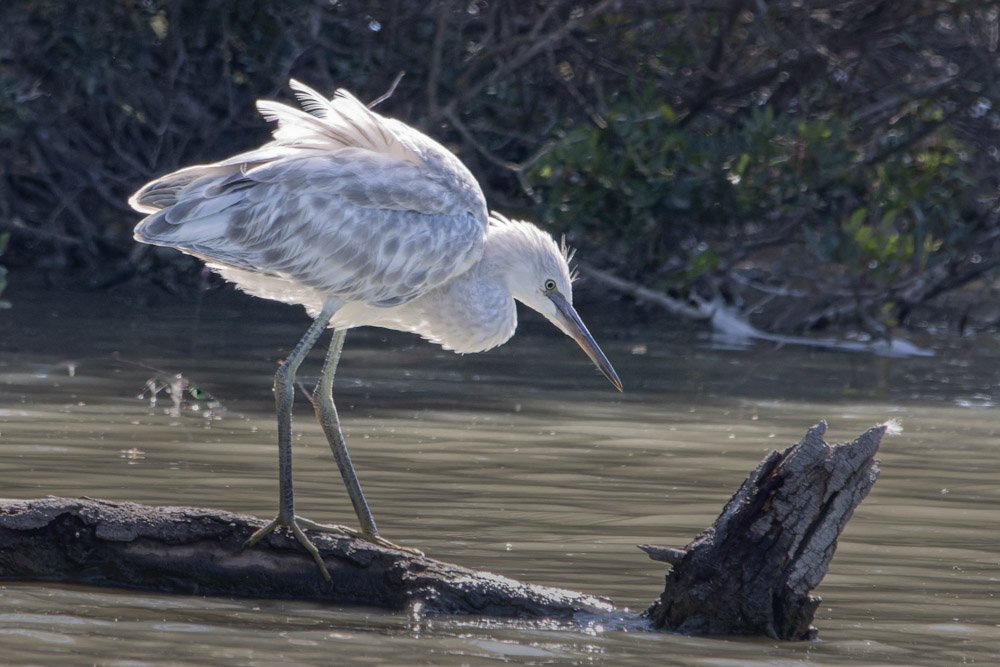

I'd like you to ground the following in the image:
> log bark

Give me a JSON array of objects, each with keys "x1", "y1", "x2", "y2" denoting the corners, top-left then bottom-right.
[
  {"x1": 643, "y1": 420, "x2": 884, "y2": 640},
  {"x1": 0, "y1": 496, "x2": 611, "y2": 617},
  {"x1": 0, "y1": 420, "x2": 882, "y2": 637}
]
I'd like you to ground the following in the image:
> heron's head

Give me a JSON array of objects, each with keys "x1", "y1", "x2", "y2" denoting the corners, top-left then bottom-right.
[{"x1": 488, "y1": 213, "x2": 622, "y2": 391}]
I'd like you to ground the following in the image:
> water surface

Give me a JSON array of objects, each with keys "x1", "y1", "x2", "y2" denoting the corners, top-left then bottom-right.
[{"x1": 1, "y1": 285, "x2": 998, "y2": 664}]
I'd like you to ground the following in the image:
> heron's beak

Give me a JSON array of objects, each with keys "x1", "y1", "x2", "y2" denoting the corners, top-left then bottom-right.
[{"x1": 547, "y1": 290, "x2": 622, "y2": 391}]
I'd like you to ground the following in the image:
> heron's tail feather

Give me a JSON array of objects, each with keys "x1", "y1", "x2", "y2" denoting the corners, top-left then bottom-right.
[
  {"x1": 132, "y1": 163, "x2": 238, "y2": 212},
  {"x1": 130, "y1": 163, "x2": 247, "y2": 251},
  {"x1": 129, "y1": 166, "x2": 206, "y2": 213}
]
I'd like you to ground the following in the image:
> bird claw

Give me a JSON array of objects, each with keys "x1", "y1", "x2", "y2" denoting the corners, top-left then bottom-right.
[
  {"x1": 246, "y1": 515, "x2": 334, "y2": 583},
  {"x1": 245, "y1": 515, "x2": 424, "y2": 582},
  {"x1": 294, "y1": 516, "x2": 425, "y2": 557}
]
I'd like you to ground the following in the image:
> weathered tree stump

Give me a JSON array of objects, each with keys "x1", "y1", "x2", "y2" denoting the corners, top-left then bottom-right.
[
  {"x1": 0, "y1": 420, "x2": 883, "y2": 637},
  {"x1": 643, "y1": 420, "x2": 884, "y2": 639}
]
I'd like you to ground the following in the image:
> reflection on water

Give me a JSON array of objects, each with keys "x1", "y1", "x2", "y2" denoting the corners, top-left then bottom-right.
[{"x1": 1, "y1": 285, "x2": 999, "y2": 664}]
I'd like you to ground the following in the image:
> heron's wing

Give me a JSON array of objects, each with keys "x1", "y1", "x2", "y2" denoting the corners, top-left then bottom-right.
[
  {"x1": 252, "y1": 81, "x2": 489, "y2": 224},
  {"x1": 131, "y1": 80, "x2": 491, "y2": 306},
  {"x1": 132, "y1": 148, "x2": 487, "y2": 307}
]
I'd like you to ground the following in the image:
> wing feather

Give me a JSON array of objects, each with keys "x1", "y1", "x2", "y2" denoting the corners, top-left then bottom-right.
[
  {"x1": 256, "y1": 81, "x2": 418, "y2": 164},
  {"x1": 134, "y1": 152, "x2": 485, "y2": 306},
  {"x1": 130, "y1": 79, "x2": 489, "y2": 308}
]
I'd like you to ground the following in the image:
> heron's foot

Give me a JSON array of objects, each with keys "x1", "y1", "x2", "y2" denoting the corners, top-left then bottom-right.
[
  {"x1": 245, "y1": 515, "x2": 333, "y2": 583},
  {"x1": 295, "y1": 516, "x2": 425, "y2": 557}
]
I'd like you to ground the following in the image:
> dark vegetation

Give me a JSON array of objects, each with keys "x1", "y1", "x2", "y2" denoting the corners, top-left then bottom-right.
[{"x1": 2, "y1": 0, "x2": 999, "y2": 337}]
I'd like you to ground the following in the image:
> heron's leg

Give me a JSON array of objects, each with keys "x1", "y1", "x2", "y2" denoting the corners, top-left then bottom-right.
[
  {"x1": 246, "y1": 300, "x2": 338, "y2": 582},
  {"x1": 304, "y1": 329, "x2": 424, "y2": 556},
  {"x1": 311, "y1": 329, "x2": 379, "y2": 534}
]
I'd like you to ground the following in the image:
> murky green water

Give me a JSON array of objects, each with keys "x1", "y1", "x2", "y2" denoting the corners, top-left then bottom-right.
[{"x1": 1, "y1": 285, "x2": 998, "y2": 664}]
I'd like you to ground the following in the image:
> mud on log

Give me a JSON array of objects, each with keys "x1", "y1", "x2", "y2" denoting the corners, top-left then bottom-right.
[{"x1": 0, "y1": 421, "x2": 882, "y2": 636}]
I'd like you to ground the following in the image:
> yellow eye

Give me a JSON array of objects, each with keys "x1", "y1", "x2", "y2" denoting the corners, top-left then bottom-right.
[{"x1": 544, "y1": 279, "x2": 557, "y2": 291}]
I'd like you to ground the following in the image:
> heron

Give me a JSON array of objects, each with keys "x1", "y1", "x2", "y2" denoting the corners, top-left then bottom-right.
[{"x1": 129, "y1": 80, "x2": 621, "y2": 581}]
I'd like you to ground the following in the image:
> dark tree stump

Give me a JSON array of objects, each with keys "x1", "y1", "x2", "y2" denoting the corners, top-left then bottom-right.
[
  {"x1": 642, "y1": 420, "x2": 884, "y2": 639},
  {"x1": 0, "y1": 496, "x2": 611, "y2": 617}
]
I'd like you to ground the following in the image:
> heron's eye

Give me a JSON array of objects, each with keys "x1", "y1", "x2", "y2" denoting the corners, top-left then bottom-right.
[{"x1": 544, "y1": 279, "x2": 557, "y2": 291}]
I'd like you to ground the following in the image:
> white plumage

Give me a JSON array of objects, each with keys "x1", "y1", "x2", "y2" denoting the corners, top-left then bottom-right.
[{"x1": 129, "y1": 80, "x2": 620, "y2": 579}]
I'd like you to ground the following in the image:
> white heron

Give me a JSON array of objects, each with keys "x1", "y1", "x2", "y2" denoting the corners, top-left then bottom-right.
[{"x1": 129, "y1": 80, "x2": 621, "y2": 581}]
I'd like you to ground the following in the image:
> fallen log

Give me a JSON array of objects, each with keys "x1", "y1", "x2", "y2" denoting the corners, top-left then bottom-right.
[
  {"x1": 0, "y1": 496, "x2": 612, "y2": 617},
  {"x1": 579, "y1": 263, "x2": 932, "y2": 357},
  {"x1": 0, "y1": 420, "x2": 883, "y2": 637}
]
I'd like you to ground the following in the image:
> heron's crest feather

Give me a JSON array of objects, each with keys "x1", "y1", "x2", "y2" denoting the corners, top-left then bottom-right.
[{"x1": 559, "y1": 235, "x2": 579, "y2": 283}]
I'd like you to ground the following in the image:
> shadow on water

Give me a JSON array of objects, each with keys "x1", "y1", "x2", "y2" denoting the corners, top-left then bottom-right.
[{"x1": 1, "y1": 284, "x2": 999, "y2": 664}]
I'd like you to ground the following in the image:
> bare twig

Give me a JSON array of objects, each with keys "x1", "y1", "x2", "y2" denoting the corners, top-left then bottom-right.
[
  {"x1": 442, "y1": 0, "x2": 621, "y2": 117},
  {"x1": 443, "y1": 107, "x2": 523, "y2": 171},
  {"x1": 369, "y1": 71, "x2": 406, "y2": 109},
  {"x1": 577, "y1": 262, "x2": 711, "y2": 321},
  {"x1": 426, "y1": 0, "x2": 454, "y2": 118}
]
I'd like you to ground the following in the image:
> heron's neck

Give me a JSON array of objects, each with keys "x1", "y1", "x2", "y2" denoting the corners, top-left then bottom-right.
[{"x1": 479, "y1": 223, "x2": 535, "y2": 303}]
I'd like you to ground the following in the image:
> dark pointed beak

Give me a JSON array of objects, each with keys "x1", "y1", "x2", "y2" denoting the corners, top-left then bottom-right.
[{"x1": 547, "y1": 290, "x2": 622, "y2": 391}]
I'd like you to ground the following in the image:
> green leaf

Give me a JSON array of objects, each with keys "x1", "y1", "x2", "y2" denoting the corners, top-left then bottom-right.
[
  {"x1": 845, "y1": 207, "x2": 867, "y2": 231},
  {"x1": 735, "y1": 152, "x2": 751, "y2": 175}
]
